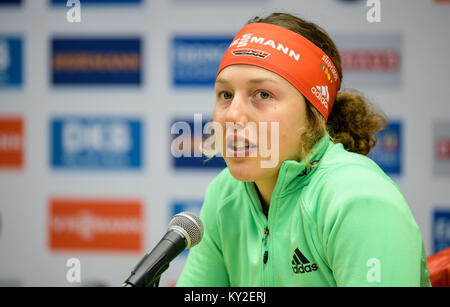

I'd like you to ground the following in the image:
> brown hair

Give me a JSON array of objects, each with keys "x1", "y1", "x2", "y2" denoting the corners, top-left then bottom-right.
[{"x1": 248, "y1": 13, "x2": 387, "y2": 160}]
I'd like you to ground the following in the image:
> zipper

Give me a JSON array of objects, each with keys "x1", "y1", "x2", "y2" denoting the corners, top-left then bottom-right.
[{"x1": 262, "y1": 227, "x2": 269, "y2": 264}]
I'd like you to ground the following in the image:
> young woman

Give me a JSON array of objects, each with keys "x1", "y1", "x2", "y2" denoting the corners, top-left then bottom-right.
[{"x1": 176, "y1": 13, "x2": 430, "y2": 286}]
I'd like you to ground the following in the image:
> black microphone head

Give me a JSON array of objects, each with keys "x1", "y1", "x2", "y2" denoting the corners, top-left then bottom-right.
[{"x1": 168, "y1": 212, "x2": 203, "y2": 249}]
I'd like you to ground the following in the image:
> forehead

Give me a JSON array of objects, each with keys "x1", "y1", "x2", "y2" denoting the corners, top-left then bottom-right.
[{"x1": 215, "y1": 64, "x2": 287, "y2": 85}]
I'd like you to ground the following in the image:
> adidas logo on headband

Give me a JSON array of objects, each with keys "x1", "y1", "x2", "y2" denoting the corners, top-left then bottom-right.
[{"x1": 311, "y1": 85, "x2": 330, "y2": 109}]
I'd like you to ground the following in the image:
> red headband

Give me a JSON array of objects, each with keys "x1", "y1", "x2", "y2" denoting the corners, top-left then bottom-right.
[{"x1": 217, "y1": 23, "x2": 341, "y2": 120}]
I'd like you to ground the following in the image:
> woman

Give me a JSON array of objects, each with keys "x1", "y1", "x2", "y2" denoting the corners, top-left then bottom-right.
[{"x1": 176, "y1": 12, "x2": 430, "y2": 286}]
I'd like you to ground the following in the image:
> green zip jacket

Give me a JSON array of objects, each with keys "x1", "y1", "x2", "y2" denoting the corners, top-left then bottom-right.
[{"x1": 176, "y1": 135, "x2": 431, "y2": 287}]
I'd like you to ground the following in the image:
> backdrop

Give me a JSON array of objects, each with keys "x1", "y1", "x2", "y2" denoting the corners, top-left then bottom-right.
[{"x1": 0, "y1": 0, "x2": 449, "y2": 287}]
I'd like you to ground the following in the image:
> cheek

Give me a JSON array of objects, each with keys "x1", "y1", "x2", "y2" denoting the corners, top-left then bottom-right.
[
  {"x1": 278, "y1": 126, "x2": 297, "y2": 149},
  {"x1": 212, "y1": 106, "x2": 219, "y2": 122},
  {"x1": 270, "y1": 115, "x2": 304, "y2": 158},
  {"x1": 213, "y1": 104, "x2": 228, "y2": 121},
  {"x1": 213, "y1": 108, "x2": 225, "y2": 130},
  {"x1": 212, "y1": 108, "x2": 227, "y2": 149}
]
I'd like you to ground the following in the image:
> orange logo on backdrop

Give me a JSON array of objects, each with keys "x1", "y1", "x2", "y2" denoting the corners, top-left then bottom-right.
[
  {"x1": 0, "y1": 116, "x2": 24, "y2": 168},
  {"x1": 49, "y1": 198, "x2": 144, "y2": 252}
]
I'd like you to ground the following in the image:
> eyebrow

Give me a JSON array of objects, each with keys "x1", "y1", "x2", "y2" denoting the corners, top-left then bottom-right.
[{"x1": 215, "y1": 78, "x2": 278, "y2": 85}]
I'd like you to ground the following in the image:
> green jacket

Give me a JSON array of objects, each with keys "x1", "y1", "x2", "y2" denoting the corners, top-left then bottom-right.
[{"x1": 177, "y1": 135, "x2": 431, "y2": 286}]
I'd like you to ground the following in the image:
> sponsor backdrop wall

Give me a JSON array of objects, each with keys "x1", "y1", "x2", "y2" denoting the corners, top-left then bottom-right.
[{"x1": 0, "y1": 0, "x2": 449, "y2": 286}]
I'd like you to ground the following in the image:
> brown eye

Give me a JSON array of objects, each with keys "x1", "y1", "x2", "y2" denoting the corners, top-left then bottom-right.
[
  {"x1": 256, "y1": 91, "x2": 271, "y2": 100},
  {"x1": 219, "y1": 91, "x2": 233, "y2": 100}
]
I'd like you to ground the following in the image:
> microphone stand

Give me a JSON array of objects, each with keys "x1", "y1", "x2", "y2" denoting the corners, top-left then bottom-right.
[
  {"x1": 151, "y1": 278, "x2": 160, "y2": 287},
  {"x1": 122, "y1": 223, "x2": 193, "y2": 287},
  {"x1": 121, "y1": 278, "x2": 159, "y2": 287},
  {"x1": 122, "y1": 253, "x2": 171, "y2": 287}
]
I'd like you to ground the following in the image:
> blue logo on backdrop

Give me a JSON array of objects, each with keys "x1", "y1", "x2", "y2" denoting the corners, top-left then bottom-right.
[
  {"x1": 51, "y1": 0, "x2": 141, "y2": 5},
  {"x1": 368, "y1": 121, "x2": 402, "y2": 175},
  {"x1": 0, "y1": 0, "x2": 22, "y2": 5},
  {"x1": 51, "y1": 117, "x2": 142, "y2": 169},
  {"x1": 0, "y1": 37, "x2": 22, "y2": 87},
  {"x1": 171, "y1": 117, "x2": 226, "y2": 169},
  {"x1": 170, "y1": 200, "x2": 203, "y2": 255},
  {"x1": 51, "y1": 38, "x2": 141, "y2": 85},
  {"x1": 171, "y1": 200, "x2": 202, "y2": 218},
  {"x1": 172, "y1": 37, "x2": 232, "y2": 87},
  {"x1": 433, "y1": 208, "x2": 450, "y2": 253}
]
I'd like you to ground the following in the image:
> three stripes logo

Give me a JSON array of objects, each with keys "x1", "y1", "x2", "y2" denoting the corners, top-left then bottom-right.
[
  {"x1": 292, "y1": 248, "x2": 318, "y2": 274},
  {"x1": 311, "y1": 85, "x2": 330, "y2": 110}
]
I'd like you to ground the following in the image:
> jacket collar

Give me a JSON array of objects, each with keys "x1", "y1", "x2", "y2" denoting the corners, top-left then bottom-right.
[{"x1": 245, "y1": 133, "x2": 333, "y2": 201}]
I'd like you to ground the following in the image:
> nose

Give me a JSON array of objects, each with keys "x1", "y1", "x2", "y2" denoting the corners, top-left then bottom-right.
[{"x1": 225, "y1": 92, "x2": 249, "y2": 126}]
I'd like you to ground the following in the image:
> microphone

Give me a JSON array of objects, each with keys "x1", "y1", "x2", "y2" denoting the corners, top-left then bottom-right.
[{"x1": 122, "y1": 211, "x2": 203, "y2": 287}]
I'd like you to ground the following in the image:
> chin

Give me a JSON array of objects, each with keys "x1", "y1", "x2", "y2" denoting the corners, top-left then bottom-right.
[
  {"x1": 228, "y1": 170, "x2": 255, "y2": 182},
  {"x1": 225, "y1": 159, "x2": 252, "y2": 181},
  {"x1": 225, "y1": 158, "x2": 268, "y2": 182}
]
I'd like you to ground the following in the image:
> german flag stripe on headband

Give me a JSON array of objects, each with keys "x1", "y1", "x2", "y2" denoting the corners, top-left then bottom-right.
[{"x1": 217, "y1": 23, "x2": 341, "y2": 120}]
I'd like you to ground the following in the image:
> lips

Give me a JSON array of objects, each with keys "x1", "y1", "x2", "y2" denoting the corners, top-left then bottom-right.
[{"x1": 226, "y1": 133, "x2": 257, "y2": 151}]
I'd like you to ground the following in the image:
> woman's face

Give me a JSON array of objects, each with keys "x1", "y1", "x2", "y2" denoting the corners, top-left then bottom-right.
[{"x1": 213, "y1": 64, "x2": 309, "y2": 182}]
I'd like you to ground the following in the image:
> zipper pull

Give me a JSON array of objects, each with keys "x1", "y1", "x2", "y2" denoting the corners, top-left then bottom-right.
[
  {"x1": 262, "y1": 227, "x2": 269, "y2": 264},
  {"x1": 262, "y1": 227, "x2": 269, "y2": 243}
]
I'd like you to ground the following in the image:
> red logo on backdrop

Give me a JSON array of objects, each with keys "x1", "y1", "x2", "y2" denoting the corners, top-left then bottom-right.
[
  {"x1": 341, "y1": 50, "x2": 400, "y2": 72},
  {"x1": 434, "y1": 0, "x2": 450, "y2": 3},
  {"x1": 435, "y1": 138, "x2": 450, "y2": 160},
  {"x1": 0, "y1": 116, "x2": 24, "y2": 169},
  {"x1": 48, "y1": 198, "x2": 144, "y2": 252}
]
